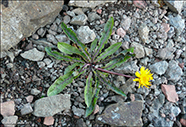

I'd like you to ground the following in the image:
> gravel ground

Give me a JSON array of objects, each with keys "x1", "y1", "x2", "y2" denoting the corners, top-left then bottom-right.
[{"x1": 0, "y1": 1, "x2": 186, "y2": 127}]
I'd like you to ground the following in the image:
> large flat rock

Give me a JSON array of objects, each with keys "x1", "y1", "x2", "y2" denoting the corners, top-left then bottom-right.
[
  {"x1": 32, "y1": 94, "x2": 71, "y2": 117},
  {"x1": 1, "y1": 1, "x2": 64, "y2": 52},
  {"x1": 97, "y1": 101, "x2": 143, "y2": 126}
]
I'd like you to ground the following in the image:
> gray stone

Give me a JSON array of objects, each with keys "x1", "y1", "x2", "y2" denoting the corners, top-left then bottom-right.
[
  {"x1": 6, "y1": 63, "x2": 14, "y2": 69},
  {"x1": 72, "y1": 106, "x2": 85, "y2": 117},
  {"x1": 43, "y1": 58, "x2": 52, "y2": 66},
  {"x1": 166, "y1": 60, "x2": 183, "y2": 82},
  {"x1": 170, "y1": 106, "x2": 181, "y2": 116},
  {"x1": 168, "y1": 14, "x2": 185, "y2": 36},
  {"x1": 55, "y1": 35, "x2": 68, "y2": 43},
  {"x1": 140, "y1": 57, "x2": 149, "y2": 66},
  {"x1": 21, "y1": 103, "x2": 33, "y2": 115},
  {"x1": 97, "y1": 101, "x2": 143, "y2": 126},
  {"x1": 37, "y1": 61, "x2": 46, "y2": 68},
  {"x1": 121, "y1": 17, "x2": 131, "y2": 31},
  {"x1": 46, "y1": 34, "x2": 58, "y2": 45},
  {"x1": 134, "y1": 94, "x2": 144, "y2": 101},
  {"x1": 37, "y1": 27, "x2": 46, "y2": 37},
  {"x1": 153, "y1": 117, "x2": 174, "y2": 127},
  {"x1": 68, "y1": 0, "x2": 117, "y2": 8},
  {"x1": 70, "y1": 14, "x2": 88, "y2": 25},
  {"x1": 76, "y1": 118, "x2": 86, "y2": 127},
  {"x1": 114, "y1": 60, "x2": 139, "y2": 74},
  {"x1": 1, "y1": 116, "x2": 18, "y2": 127},
  {"x1": 50, "y1": 23, "x2": 58, "y2": 32},
  {"x1": 63, "y1": 15, "x2": 71, "y2": 24},
  {"x1": 32, "y1": 94, "x2": 71, "y2": 117},
  {"x1": 131, "y1": 42, "x2": 145, "y2": 58},
  {"x1": 138, "y1": 23, "x2": 150, "y2": 44},
  {"x1": 158, "y1": 47, "x2": 175, "y2": 60},
  {"x1": 48, "y1": 29, "x2": 57, "y2": 36},
  {"x1": 76, "y1": 26, "x2": 96, "y2": 44},
  {"x1": 180, "y1": 98, "x2": 186, "y2": 114},
  {"x1": 31, "y1": 88, "x2": 41, "y2": 95},
  {"x1": 120, "y1": 78, "x2": 136, "y2": 95},
  {"x1": 30, "y1": 38, "x2": 56, "y2": 49},
  {"x1": 152, "y1": 94, "x2": 165, "y2": 111},
  {"x1": 164, "y1": 1, "x2": 183, "y2": 14},
  {"x1": 149, "y1": 61, "x2": 169, "y2": 75},
  {"x1": 72, "y1": 8, "x2": 84, "y2": 15},
  {"x1": 144, "y1": 47, "x2": 153, "y2": 57},
  {"x1": 88, "y1": 12, "x2": 101, "y2": 22},
  {"x1": 1, "y1": 1, "x2": 63, "y2": 52},
  {"x1": 20, "y1": 48, "x2": 45, "y2": 61},
  {"x1": 137, "y1": 87, "x2": 149, "y2": 97},
  {"x1": 66, "y1": 11, "x2": 75, "y2": 17}
]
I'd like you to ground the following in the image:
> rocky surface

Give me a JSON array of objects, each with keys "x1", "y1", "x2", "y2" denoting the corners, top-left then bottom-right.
[{"x1": 0, "y1": 0, "x2": 186, "y2": 126}]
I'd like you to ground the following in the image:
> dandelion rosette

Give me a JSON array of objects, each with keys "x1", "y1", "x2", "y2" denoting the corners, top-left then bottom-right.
[{"x1": 133, "y1": 66, "x2": 153, "y2": 88}]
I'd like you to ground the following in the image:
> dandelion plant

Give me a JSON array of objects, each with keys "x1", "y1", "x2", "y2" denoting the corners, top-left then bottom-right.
[{"x1": 45, "y1": 17, "x2": 152, "y2": 117}]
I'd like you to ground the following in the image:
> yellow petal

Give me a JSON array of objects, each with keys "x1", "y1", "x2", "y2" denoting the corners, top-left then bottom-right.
[
  {"x1": 133, "y1": 78, "x2": 139, "y2": 81},
  {"x1": 140, "y1": 66, "x2": 145, "y2": 73},
  {"x1": 135, "y1": 71, "x2": 141, "y2": 77}
]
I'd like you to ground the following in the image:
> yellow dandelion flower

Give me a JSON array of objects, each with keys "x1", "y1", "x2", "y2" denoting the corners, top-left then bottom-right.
[{"x1": 133, "y1": 66, "x2": 153, "y2": 88}]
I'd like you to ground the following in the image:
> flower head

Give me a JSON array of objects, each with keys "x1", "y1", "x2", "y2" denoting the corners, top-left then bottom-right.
[{"x1": 133, "y1": 66, "x2": 153, "y2": 88}]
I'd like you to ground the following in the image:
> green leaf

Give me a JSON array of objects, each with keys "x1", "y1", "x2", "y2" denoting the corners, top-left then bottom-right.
[
  {"x1": 96, "y1": 71, "x2": 126, "y2": 97},
  {"x1": 92, "y1": 17, "x2": 114, "y2": 61},
  {"x1": 64, "y1": 63, "x2": 83, "y2": 75},
  {"x1": 95, "y1": 42, "x2": 122, "y2": 62},
  {"x1": 45, "y1": 47, "x2": 84, "y2": 63},
  {"x1": 57, "y1": 42, "x2": 88, "y2": 61},
  {"x1": 104, "y1": 55, "x2": 132, "y2": 70},
  {"x1": 47, "y1": 72, "x2": 73, "y2": 96},
  {"x1": 120, "y1": 47, "x2": 134, "y2": 55},
  {"x1": 61, "y1": 22, "x2": 90, "y2": 61},
  {"x1": 103, "y1": 47, "x2": 135, "y2": 70},
  {"x1": 85, "y1": 74, "x2": 100, "y2": 117},
  {"x1": 90, "y1": 39, "x2": 98, "y2": 53},
  {"x1": 84, "y1": 72, "x2": 93, "y2": 107}
]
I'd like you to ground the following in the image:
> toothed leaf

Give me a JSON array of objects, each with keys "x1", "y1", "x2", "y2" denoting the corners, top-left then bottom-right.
[
  {"x1": 64, "y1": 63, "x2": 83, "y2": 75},
  {"x1": 45, "y1": 47, "x2": 84, "y2": 63},
  {"x1": 47, "y1": 71, "x2": 73, "y2": 96},
  {"x1": 85, "y1": 73, "x2": 100, "y2": 117},
  {"x1": 84, "y1": 72, "x2": 93, "y2": 107},
  {"x1": 96, "y1": 42, "x2": 122, "y2": 62},
  {"x1": 57, "y1": 42, "x2": 88, "y2": 61},
  {"x1": 93, "y1": 17, "x2": 114, "y2": 60}
]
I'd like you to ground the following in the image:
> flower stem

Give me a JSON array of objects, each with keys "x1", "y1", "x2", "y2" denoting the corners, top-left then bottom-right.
[{"x1": 95, "y1": 67, "x2": 135, "y2": 79}]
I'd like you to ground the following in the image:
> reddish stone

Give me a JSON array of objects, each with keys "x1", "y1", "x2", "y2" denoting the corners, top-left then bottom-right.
[
  {"x1": 0, "y1": 101, "x2": 15, "y2": 117},
  {"x1": 100, "y1": 20, "x2": 105, "y2": 24},
  {"x1": 178, "y1": 63, "x2": 184, "y2": 69},
  {"x1": 43, "y1": 116, "x2": 54, "y2": 126},
  {"x1": 161, "y1": 84, "x2": 179, "y2": 103},
  {"x1": 93, "y1": 105, "x2": 99, "y2": 115},
  {"x1": 111, "y1": 30, "x2": 115, "y2": 35},
  {"x1": 180, "y1": 118, "x2": 186, "y2": 126},
  {"x1": 116, "y1": 28, "x2": 126, "y2": 38},
  {"x1": 133, "y1": 0, "x2": 147, "y2": 9},
  {"x1": 25, "y1": 95, "x2": 34, "y2": 103},
  {"x1": 162, "y1": 23, "x2": 170, "y2": 33},
  {"x1": 96, "y1": 9, "x2": 102, "y2": 14},
  {"x1": 130, "y1": 94, "x2": 135, "y2": 101}
]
